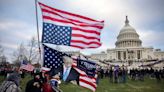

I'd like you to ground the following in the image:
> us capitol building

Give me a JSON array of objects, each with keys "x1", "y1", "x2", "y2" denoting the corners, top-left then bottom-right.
[{"x1": 91, "y1": 16, "x2": 164, "y2": 62}]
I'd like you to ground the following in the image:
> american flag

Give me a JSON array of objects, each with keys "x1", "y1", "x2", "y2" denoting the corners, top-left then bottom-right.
[
  {"x1": 43, "y1": 44, "x2": 69, "y2": 75},
  {"x1": 39, "y1": 2, "x2": 104, "y2": 49},
  {"x1": 72, "y1": 58, "x2": 97, "y2": 92},
  {"x1": 43, "y1": 44, "x2": 66, "y2": 68},
  {"x1": 20, "y1": 60, "x2": 34, "y2": 72},
  {"x1": 43, "y1": 44, "x2": 97, "y2": 91}
]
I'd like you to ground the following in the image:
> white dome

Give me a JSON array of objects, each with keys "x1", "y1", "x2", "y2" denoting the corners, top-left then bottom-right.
[{"x1": 115, "y1": 16, "x2": 142, "y2": 48}]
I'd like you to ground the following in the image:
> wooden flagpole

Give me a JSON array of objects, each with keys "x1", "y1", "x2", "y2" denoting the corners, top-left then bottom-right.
[{"x1": 35, "y1": 0, "x2": 41, "y2": 67}]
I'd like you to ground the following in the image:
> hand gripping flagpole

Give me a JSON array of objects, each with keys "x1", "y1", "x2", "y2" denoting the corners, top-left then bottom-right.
[{"x1": 35, "y1": 0, "x2": 41, "y2": 67}]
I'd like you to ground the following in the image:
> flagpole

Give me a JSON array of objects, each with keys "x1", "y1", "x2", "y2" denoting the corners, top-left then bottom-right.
[{"x1": 35, "y1": 0, "x2": 41, "y2": 66}]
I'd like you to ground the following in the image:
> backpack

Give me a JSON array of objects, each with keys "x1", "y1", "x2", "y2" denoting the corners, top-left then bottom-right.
[{"x1": 0, "y1": 81, "x2": 15, "y2": 92}]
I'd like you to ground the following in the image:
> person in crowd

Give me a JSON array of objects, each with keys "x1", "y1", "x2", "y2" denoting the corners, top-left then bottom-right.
[
  {"x1": 122, "y1": 67, "x2": 127, "y2": 83},
  {"x1": 4, "y1": 68, "x2": 8, "y2": 78},
  {"x1": 25, "y1": 73, "x2": 42, "y2": 92},
  {"x1": 109, "y1": 67, "x2": 113, "y2": 83},
  {"x1": 139, "y1": 68, "x2": 145, "y2": 81},
  {"x1": 154, "y1": 69, "x2": 161, "y2": 82},
  {"x1": 113, "y1": 66, "x2": 119, "y2": 83},
  {"x1": 105, "y1": 68, "x2": 109, "y2": 77},
  {"x1": 100, "y1": 67, "x2": 104, "y2": 79},
  {"x1": 42, "y1": 72, "x2": 54, "y2": 92},
  {"x1": 19, "y1": 70, "x2": 25, "y2": 78},
  {"x1": 159, "y1": 68, "x2": 164, "y2": 80},
  {"x1": 50, "y1": 73, "x2": 63, "y2": 92},
  {"x1": 96, "y1": 67, "x2": 101, "y2": 84},
  {"x1": 129, "y1": 69, "x2": 132, "y2": 79},
  {"x1": 150, "y1": 67, "x2": 154, "y2": 78},
  {"x1": 0, "y1": 72, "x2": 21, "y2": 92},
  {"x1": 132, "y1": 68, "x2": 136, "y2": 80},
  {"x1": 118, "y1": 68, "x2": 122, "y2": 83}
]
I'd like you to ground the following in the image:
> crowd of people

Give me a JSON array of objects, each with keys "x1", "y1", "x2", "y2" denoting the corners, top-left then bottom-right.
[
  {"x1": 25, "y1": 69, "x2": 63, "y2": 92},
  {"x1": 0, "y1": 65, "x2": 164, "y2": 92},
  {"x1": 97, "y1": 66, "x2": 164, "y2": 84},
  {"x1": 0, "y1": 67, "x2": 63, "y2": 92}
]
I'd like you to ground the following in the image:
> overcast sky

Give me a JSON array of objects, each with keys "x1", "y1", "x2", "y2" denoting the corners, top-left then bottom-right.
[{"x1": 0, "y1": 0, "x2": 164, "y2": 62}]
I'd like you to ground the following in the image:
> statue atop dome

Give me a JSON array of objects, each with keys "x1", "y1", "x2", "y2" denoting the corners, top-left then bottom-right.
[{"x1": 125, "y1": 16, "x2": 129, "y2": 26}]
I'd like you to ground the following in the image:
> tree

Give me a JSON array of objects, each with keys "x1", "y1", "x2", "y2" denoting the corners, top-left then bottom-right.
[
  {"x1": 0, "y1": 42, "x2": 4, "y2": 57},
  {"x1": 12, "y1": 36, "x2": 40, "y2": 65},
  {"x1": 0, "y1": 42, "x2": 4, "y2": 63},
  {"x1": 26, "y1": 36, "x2": 39, "y2": 64},
  {"x1": 12, "y1": 43, "x2": 26, "y2": 66}
]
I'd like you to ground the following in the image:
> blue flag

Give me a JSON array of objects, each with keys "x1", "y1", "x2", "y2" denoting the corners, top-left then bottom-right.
[
  {"x1": 77, "y1": 59, "x2": 97, "y2": 77},
  {"x1": 20, "y1": 60, "x2": 28, "y2": 65}
]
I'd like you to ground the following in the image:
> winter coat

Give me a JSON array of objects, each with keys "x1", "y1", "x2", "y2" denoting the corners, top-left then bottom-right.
[{"x1": 0, "y1": 81, "x2": 21, "y2": 92}]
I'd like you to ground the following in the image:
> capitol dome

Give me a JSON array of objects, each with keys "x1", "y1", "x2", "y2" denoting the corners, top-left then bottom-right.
[{"x1": 115, "y1": 16, "x2": 142, "y2": 48}]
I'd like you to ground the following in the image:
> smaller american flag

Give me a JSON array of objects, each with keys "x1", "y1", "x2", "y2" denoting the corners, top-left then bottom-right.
[{"x1": 20, "y1": 60, "x2": 34, "y2": 72}]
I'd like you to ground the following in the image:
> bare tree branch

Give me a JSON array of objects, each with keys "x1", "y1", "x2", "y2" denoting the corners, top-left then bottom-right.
[
  {"x1": 0, "y1": 41, "x2": 4, "y2": 57},
  {"x1": 12, "y1": 43, "x2": 26, "y2": 66},
  {"x1": 0, "y1": 45, "x2": 4, "y2": 57},
  {"x1": 26, "y1": 36, "x2": 39, "y2": 64},
  {"x1": 12, "y1": 36, "x2": 39, "y2": 65}
]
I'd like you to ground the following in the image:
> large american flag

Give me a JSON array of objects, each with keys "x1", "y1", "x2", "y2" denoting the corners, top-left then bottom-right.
[{"x1": 39, "y1": 2, "x2": 104, "y2": 49}]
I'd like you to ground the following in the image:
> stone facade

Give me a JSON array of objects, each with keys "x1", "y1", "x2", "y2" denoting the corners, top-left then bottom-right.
[{"x1": 91, "y1": 16, "x2": 164, "y2": 62}]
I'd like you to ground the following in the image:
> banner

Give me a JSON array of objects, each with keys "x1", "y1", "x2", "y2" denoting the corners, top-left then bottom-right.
[{"x1": 77, "y1": 59, "x2": 97, "y2": 77}]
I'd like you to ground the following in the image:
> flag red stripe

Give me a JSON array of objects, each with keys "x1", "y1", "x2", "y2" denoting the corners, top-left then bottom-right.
[
  {"x1": 42, "y1": 9, "x2": 100, "y2": 25},
  {"x1": 71, "y1": 45, "x2": 100, "y2": 49},
  {"x1": 43, "y1": 16, "x2": 75, "y2": 25},
  {"x1": 72, "y1": 27, "x2": 100, "y2": 35},
  {"x1": 80, "y1": 74, "x2": 97, "y2": 80},
  {"x1": 71, "y1": 40, "x2": 101, "y2": 46},
  {"x1": 43, "y1": 16, "x2": 103, "y2": 29},
  {"x1": 71, "y1": 34, "x2": 100, "y2": 41},
  {"x1": 39, "y1": 2, "x2": 104, "y2": 23},
  {"x1": 70, "y1": 45, "x2": 84, "y2": 49},
  {"x1": 79, "y1": 78, "x2": 97, "y2": 89}
]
